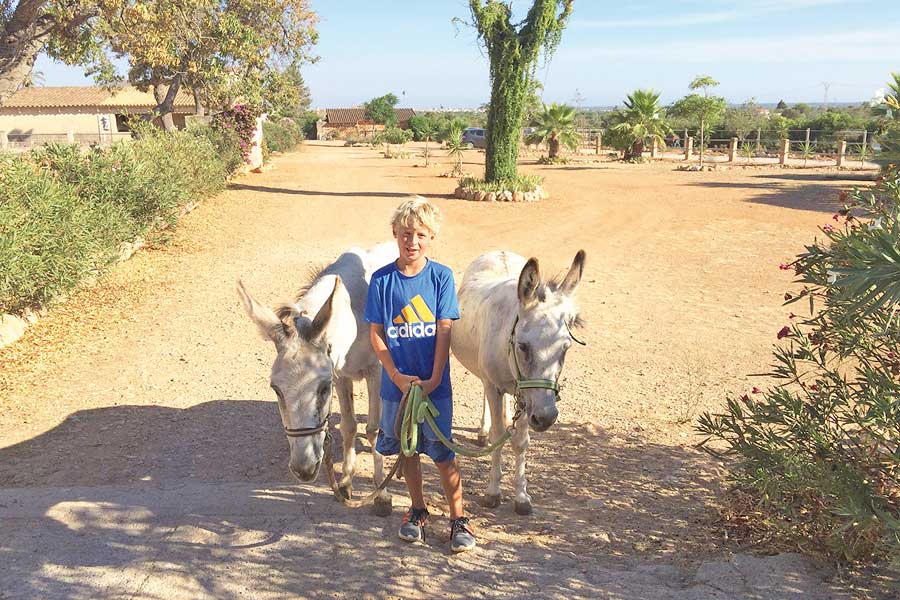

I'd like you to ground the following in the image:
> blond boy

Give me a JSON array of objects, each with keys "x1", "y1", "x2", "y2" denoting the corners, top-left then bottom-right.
[{"x1": 364, "y1": 197, "x2": 475, "y2": 552}]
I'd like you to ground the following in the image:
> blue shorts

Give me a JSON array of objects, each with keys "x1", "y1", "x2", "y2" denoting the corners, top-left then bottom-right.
[{"x1": 376, "y1": 396, "x2": 455, "y2": 463}]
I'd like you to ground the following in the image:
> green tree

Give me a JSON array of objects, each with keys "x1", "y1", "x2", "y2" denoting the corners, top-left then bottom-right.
[
  {"x1": 612, "y1": 89, "x2": 672, "y2": 160},
  {"x1": 669, "y1": 76, "x2": 726, "y2": 167},
  {"x1": 0, "y1": 1, "x2": 116, "y2": 104},
  {"x1": 465, "y1": 0, "x2": 574, "y2": 183},
  {"x1": 527, "y1": 102, "x2": 579, "y2": 158},
  {"x1": 261, "y1": 62, "x2": 312, "y2": 119},
  {"x1": 103, "y1": 0, "x2": 318, "y2": 130},
  {"x1": 876, "y1": 72, "x2": 900, "y2": 161},
  {"x1": 364, "y1": 92, "x2": 399, "y2": 127}
]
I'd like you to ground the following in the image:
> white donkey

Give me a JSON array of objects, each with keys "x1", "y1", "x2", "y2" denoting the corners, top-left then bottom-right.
[
  {"x1": 237, "y1": 242, "x2": 398, "y2": 515},
  {"x1": 452, "y1": 250, "x2": 585, "y2": 515}
]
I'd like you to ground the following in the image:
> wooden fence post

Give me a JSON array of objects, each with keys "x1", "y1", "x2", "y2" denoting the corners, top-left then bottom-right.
[
  {"x1": 837, "y1": 140, "x2": 847, "y2": 167},
  {"x1": 0, "y1": 131, "x2": 7, "y2": 150},
  {"x1": 779, "y1": 139, "x2": 790, "y2": 165},
  {"x1": 651, "y1": 138, "x2": 659, "y2": 159},
  {"x1": 728, "y1": 137, "x2": 738, "y2": 162},
  {"x1": 595, "y1": 134, "x2": 601, "y2": 155},
  {"x1": 685, "y1": 136, "x2": 693, "y2": 161}
]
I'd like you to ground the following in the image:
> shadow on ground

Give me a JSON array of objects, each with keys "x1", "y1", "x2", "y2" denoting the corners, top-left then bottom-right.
[
  {"x1": 0, "y1": 402, "x2": 852, "y2": 599},
  {"x1": 686, "y1": 180, "x2": 852, "y2": 214},
  {"x1": 227, "y1": 183, "x2": 410, "y2": 198}
]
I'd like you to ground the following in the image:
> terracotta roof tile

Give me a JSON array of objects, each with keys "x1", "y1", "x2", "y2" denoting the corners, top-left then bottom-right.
[
  {"x1": 1, "y1": 86, "x2": 194, "y2": 109},
  {"x1": 325, "y1": 107, "x2": 415, "y2": 125}
]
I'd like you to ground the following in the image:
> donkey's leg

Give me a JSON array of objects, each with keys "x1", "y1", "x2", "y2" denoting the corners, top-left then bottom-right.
[
  {"x1": 511, "y1": 410, "x2": 533, "y2": 515},
  {"x1": 365, "y1": 370, "x2": 392, "y2": 516},
  {"x1": 335, "y1": 376, "x2": 357, "y2": 499},
  {"x1": 481, "y1": 383, "x2": 505, "y2": 508},
  {"x1": 477, "y1": 392, "x2": 491, "y2": 447}
]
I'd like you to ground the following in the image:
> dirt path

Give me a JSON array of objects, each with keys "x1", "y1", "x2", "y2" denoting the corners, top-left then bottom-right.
[{"x1": 0, "y1": 143, "x2": 873, "y2": 598}]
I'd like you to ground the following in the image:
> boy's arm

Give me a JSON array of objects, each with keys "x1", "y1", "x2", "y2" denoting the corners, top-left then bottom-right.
[
  {"x1": 421, "y1": 319, "x2": 452, "y2": 396},
  {"x1": 369, "y1": 323, "x2": 420, "y2": 393}
]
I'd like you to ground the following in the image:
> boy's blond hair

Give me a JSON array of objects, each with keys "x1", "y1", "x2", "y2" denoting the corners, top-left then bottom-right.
[{"x1": 391, "y1": 196, "x2": 442, "y2": 235}]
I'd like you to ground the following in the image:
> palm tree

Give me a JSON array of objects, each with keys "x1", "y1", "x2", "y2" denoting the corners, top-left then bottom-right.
[
  {"x1": 612, "y1": 89, "x2": 672, "y2": 160},
  {"x1": 527, "y1": 103, "x2": 580, "y2": 159}
]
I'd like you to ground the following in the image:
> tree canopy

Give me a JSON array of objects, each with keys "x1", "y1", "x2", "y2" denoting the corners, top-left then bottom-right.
[
  {"x1": 364, "y1": 93, "x2": 400, "y2": 126},
  {"x1": 1, "y1": 0, "x2": 319, "y2": 128}
]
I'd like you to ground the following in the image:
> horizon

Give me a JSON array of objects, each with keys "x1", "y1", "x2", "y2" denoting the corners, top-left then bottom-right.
[{"x1": 32, "y1": 0, "x2": 900, "y2": 110}]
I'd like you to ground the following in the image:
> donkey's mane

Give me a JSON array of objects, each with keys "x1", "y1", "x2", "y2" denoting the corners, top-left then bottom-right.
[{"x1": 271, "y1": 263, "x2": 329, "y2": 340}]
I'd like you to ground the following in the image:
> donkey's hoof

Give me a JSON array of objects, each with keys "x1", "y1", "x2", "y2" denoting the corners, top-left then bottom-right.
[
  {"x1": 338, "y1": 482, "x2": 353, "y2": 500},
  {"x1": 481, "y1": 493, "x2": 501, "y2": 508},
  {"x1": 514, "y1": 500, "x2": 533, "y2": 516},
  {"x1": 373, "y1": 496, "x2": 392, "y2": 517},
  {"x1": 476, "y1": 433, "x2": 489, "y2": 447}
]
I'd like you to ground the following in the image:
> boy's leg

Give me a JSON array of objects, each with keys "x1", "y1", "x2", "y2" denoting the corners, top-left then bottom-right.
[
  {"x1": 436, "y1": 458, "x2": 463, "y2": 519},
  {"x1": 404, "y1": 454, "x2": 426, "y2": 509},
  {"x1": 437, "y1": 458, "x2": 476, "y2": 552}
]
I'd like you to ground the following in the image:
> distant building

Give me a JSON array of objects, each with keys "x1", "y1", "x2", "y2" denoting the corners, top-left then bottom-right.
[
  {"x1": 0, "y1": 85, "x2": 194, "y2": 148},
  {"x1": 318, "y1": 107, "x2": 415, "y2": 139}
]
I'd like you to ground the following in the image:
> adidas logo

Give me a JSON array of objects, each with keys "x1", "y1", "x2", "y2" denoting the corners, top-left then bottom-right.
[{"x1": 387, "y1": 295, "x2": 436, "y2": 339}]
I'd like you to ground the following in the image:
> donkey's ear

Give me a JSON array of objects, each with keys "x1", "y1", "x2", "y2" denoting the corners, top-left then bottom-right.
[
  {"x1": 559, "y1": 250, "x2": 586, "y2": 296},
  {"x1": 517, "y1": 258, "x2": 541, "y2": 305},
  {"x1": 307, "y1": 276, "x2": 341, "y2": 342},
  {"x1": 237, "y1": 279, "x2": 289, "y2": 347}
]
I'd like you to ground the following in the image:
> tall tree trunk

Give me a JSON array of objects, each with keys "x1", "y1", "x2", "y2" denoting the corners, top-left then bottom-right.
[
  {"x1": 0, "y1": 5, "x2": 55, "y2": 104},
  {"x1": 192, "y1": 87, "x2": 205, "y2": 116},
  {"x1": 548, "y1": 136, "x2": 560, "y2": 159},
  {"x1": 485, "y1": 68, "x2": 528, "y2": 182},
  {"x1": 152, "y1": 73, "x2": 184, "y2": 132},
  {"x1": 699, "y1": 116, "x2": 705, "y2": 167}
]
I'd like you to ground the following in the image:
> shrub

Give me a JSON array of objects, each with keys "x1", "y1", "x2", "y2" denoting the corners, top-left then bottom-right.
[
  {"x1": 191, "y1": 124, "x2": 244, "y2": 177},
  {"x1": 698, "y1": 166, "x2": 900, "y2": 563},
  {"x1": 0, "y1": 154, "x2": 121, "y2": 314},
  {"x1": 374, "y1": 126, "x2": 413, "y2": 146},
  {"x1": 458, "y1": 174, "x2": 543, "y2": 193},
  {"x1": 263, "y1": 118, "x2": 304, "y2": 153},
  {"x1": 0, "y1": 130, "x2": 229, "y2": 315}
]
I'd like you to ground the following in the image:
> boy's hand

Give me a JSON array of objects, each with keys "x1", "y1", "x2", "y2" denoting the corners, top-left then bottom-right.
[
  {"x1": 392, "y1": 372, "x2": 420, "y2": 394},
  {"x1": 419, "y1": 377, "x2": 441, "y2": 397}
]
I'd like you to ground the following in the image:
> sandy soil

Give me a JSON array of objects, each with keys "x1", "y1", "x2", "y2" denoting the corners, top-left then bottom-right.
[{"x1": 0, "y1": 142, "x2": 888, "y2": 599}]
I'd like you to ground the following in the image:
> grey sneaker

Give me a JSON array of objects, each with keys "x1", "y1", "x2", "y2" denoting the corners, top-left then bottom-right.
[
  {"x1": 398, "y1": 507, "x2": 429, "y2": 543},
  {"x1": 450, "y1": 517, "x2": 476, "y2": 552}
]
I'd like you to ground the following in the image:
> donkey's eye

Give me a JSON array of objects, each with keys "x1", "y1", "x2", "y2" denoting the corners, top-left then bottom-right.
[
  {"x1": 517, "y1": 342, "x2": 531, "y2": 362},
  {"x1": 270, "y1": 384, "x2": 285, "y2": 403},
  {"x1": 317, "y1": 381, "x2": 332, "y2": 399}
]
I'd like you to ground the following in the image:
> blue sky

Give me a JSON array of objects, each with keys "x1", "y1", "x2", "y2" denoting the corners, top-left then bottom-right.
[{"x1": 35, "y1": 0, "x2": 900, "y2": 109}]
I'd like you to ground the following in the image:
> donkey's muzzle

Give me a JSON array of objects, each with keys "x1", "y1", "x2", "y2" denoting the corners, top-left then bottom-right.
[
  {"x1": 529, "y1": 406, "x2": 559, "y2": 432},
  {"x1": 289, "y1": 459, "x2": 322, "y2": 482}
]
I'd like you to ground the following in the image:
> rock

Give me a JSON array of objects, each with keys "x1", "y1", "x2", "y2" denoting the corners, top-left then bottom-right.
[
  {"x1": 475, "y1": 191, "x2": 487, "y2": 202},
  {"x1": 513, "y1": 191, "x2": 523, "y2": 202},
  {"x1": 486, "y1": 192, "x2": 496, "y2": 202}
]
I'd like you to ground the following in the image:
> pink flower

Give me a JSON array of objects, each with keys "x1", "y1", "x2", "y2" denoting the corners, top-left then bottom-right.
[
  {"x1": 779, "y1": 263, "x2": 792, "y2": 271},
  {"x1": 809, "y1": 383, "x2": 819, "y2": 392},
  {"x1": 751, "y1": 387, "x2": 762, "y2": 394},
  {"x1": 740, "y1": 394, "x2": 750, "y2": 402},
  {"x1": 833, "y1": 213, "x2": 841, "y2": 221},
  {"x1": 789, "y1": 312, "x2": 797, "y2": 319},
  {"x1": 784, "y1": 292, "x2": 793, "y2": 301},
  {"x1": 777, "y1": 326, "x2": 791, "y2": 339},
  {"x1": 823, "y1": 224, "x2": 834, "y2": 233}
]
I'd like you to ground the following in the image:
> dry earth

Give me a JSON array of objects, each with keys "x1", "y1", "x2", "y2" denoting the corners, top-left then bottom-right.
[{"x1": 0, "y1": 142, "x2": 892, "y2": 599}]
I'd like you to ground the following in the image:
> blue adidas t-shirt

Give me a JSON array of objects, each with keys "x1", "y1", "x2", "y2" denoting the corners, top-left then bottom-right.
[{"x1": 365, "y1": 259, "x2": 460, "y2": 404}]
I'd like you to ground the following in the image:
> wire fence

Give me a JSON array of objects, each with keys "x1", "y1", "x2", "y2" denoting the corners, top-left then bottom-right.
[{"x1": 567, "y1": 127, "x2": 882, "y2": 168}]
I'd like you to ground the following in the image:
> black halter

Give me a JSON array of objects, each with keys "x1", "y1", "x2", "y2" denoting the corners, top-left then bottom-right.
[{"x1": 284, "y1": 422, "x2": 328, "y2": 437}]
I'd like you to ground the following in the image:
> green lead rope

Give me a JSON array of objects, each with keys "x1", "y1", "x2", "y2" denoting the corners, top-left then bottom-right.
[{"x1": 398, "y1": 383, "x2": 514, "y2": 458}]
